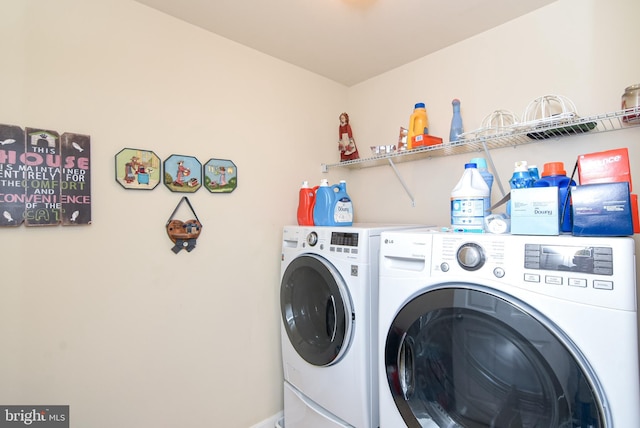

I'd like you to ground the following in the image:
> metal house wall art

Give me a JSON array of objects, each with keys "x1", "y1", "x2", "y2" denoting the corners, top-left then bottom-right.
[{"x1": 0, "y1": 123, "x2": 92, "y2": 227}]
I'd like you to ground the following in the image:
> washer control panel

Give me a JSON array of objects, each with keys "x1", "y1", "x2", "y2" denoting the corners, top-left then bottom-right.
[
  {"x1": 432, "y1": 233, "x2": 621, "y2": 293},
  {"x1": 384, "y1": 230, "x2": 635, "y2": 311},
  {"x1": 524, "y1": 243, "x2": 613, "y2": 275}
]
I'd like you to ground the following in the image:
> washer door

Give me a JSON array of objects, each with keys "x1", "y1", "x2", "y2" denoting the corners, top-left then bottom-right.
[
  {"x1": 281, "y1": 254, "x2": 354, "y2": 367},
  {"x1": 385, "y1": 285, "x2": 606, "y2": 428}
]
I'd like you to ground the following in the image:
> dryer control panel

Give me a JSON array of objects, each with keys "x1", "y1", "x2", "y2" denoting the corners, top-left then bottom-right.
[
  {"x1": 330, "y1": 231, "x2": 359, "y2": 248},
  {"x1": 282, "y1": 226, "x2": 369, "y2": 261}
]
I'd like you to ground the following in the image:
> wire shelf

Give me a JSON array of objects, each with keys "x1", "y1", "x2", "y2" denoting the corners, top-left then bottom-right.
[{"x1": 323, "y1": 107, "x2": 640, "y2": 171}]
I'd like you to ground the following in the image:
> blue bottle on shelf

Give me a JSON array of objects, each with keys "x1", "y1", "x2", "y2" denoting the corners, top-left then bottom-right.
[{"x1": 449, "y1": 99, "x2": 464, "y2": 142}]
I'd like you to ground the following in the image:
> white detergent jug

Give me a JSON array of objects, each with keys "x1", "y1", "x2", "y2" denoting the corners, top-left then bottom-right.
[{"x1": 451, "y1": 162, "x2": 490, "y2": 232}]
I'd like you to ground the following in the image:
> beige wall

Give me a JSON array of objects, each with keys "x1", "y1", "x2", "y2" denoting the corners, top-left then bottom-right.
[
  {"x1": 1, "y1": 0, "x2": 639, "y2": 427},
  {"x1": 0, "y1": 1, "x2": 343, "y2": 427}
]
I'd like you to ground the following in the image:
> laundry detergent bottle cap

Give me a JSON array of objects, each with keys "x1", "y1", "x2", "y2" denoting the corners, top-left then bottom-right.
[
  {"x1": 541, "y1": 161, "x2": 567, "y2": 177},
  {"x1": 514, "y1": 160, "x2": 529, "y2": 172},
  {"x1": 313, "y1": 179, "x2": 337, "y2": 226},
  {"x1": 297, "y1": 180, "x2": 316, "y2": 226},
  {"x1": 469, "y1": 157, "x2": 487, "y2": 169}
]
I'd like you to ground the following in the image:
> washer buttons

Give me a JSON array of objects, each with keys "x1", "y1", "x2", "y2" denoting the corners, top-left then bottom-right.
[{"x1": 493, "y1": 267, "x2": 505, "y2": 278}]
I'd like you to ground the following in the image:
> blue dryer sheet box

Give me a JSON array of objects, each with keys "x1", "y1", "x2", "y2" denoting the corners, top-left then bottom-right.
[
  {"x1": 571, "y1": 182, "x2": 633, "y2": 236},
  {"x1": 510, "y1": 187, "x2": 559, "y2": 235}
]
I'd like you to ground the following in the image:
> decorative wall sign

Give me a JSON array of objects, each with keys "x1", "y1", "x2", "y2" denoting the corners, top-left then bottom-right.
[
  {"x1": 204, "y1": 158, "x2": 237, "y2": 193},
  {"x1": 0, "y1": 123, "x2": 92, "y2": 227},
  {"x1": 61, "y1": 133, "x2": 91, "y2": 225},
  {"x1": 0, "y1": 124, "x2": 26, "y2": 226},
  {"x1": 24, "y1": 127, "x2": 61, "y2": 226},
  {"x1": 115, "y1": 148, "x2": 161, "y2": 190},
  {"x1": 163, "y1": 155, "x2": 202, "y2": 193}
]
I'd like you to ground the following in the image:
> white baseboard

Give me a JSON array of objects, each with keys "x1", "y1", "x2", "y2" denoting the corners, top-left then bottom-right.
[{"x1": 249, "y1": 411, "x2": 284, "y2": 428}]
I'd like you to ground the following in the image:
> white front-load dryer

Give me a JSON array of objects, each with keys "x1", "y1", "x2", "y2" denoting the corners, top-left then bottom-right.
[
  {"x1": 378, "y1": 229, "x2": 640, "y2": 427},
  {"x1": 280, "y1": 224, "x2": 423, "y2": 428}
]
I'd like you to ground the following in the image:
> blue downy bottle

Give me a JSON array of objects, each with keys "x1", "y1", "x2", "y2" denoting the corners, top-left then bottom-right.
[
  {"x1": 313, "y1": 179, "x2": 353, "y2": 226},
  {"x1": 333, "y1": 180, "x2": 353, "y2": 226}
]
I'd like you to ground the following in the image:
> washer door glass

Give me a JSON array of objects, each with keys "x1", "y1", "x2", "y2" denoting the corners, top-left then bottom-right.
[
  {"x1": 385, "y1": 286, "x2": 605, "y2": 428},
  {"x1": 281, "y1": 254, "x2": 353, "y2": 367}
]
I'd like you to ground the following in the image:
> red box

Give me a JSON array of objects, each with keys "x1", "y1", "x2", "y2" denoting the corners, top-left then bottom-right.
[
  {"x1": 412, "y1": 134, "x2": 443, "y2": 148},
  {"x1": 577, "y1": 147, "x2": 632, "y2": 191}
]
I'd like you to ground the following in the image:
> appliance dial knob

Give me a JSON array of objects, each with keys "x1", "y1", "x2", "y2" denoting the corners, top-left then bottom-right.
[
  {"x1": 307, "y1": 231, "x2": 318, "y2": 246},
  {"x1": 457, "y1": 243, "x2": 485, "y2": 271}
]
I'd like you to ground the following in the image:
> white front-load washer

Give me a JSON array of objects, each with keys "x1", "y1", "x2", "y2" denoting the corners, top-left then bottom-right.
[
  {"x1": 378, "y1": 229, "x2": 640, "y2": 427},
  {"x1": 280, "y1": 224, "x2": 423, "y2": 428}
]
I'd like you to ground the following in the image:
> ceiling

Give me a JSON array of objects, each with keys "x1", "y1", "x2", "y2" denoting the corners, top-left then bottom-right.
[{"x1": 134, "y1": 0, "x2": 556, "y2": 87}]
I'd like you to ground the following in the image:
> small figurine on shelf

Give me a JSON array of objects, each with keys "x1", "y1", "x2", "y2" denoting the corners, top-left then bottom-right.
[{"x1": 338, "y1": 112, "x2": 359, "y2": 162}]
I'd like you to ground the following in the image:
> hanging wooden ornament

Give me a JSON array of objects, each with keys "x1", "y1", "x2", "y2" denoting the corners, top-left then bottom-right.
[{"x1": 165, "y1": 196, "x2": 202, "y2": 253}]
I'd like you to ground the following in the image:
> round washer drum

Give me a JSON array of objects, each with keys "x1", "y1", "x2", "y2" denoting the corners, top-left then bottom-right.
[
  {"x1": 386, "y1": 285, "x2": 607, "y2": 428},
  {"x1": 280, "y1": 253, "x2": 354, "y2": 367}
]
